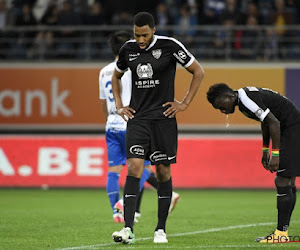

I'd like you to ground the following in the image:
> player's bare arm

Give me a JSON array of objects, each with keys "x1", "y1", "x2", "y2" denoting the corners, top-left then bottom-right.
[
  {"x1": 112, "y1": 69, "x2": 135, "y2": 121},
  {"x1": 261, "y1": 122, "x2": 270, "y2": 170},
  {"x1": 163, "y1": 60, "x2": 205, "y2": 118},
  {"x1": 264, "y1": 113, "x2": 280, "y2": 172}
]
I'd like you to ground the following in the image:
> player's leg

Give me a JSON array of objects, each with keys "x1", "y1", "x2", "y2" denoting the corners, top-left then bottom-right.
[
  {"x1": 105, "y1": 129, "x2": 126, "y2": 223},
  {"x1": 154, "y1": 163, "x2": 172, "y2": 243},
  {"x1": 112, "y1": 121, "x2": 150, "y2": 244},
  {"x1": 275, "y1": 176, "x2": 293, "y2": 232},
  {"x1": 107, "y1": 165, "x2": 123, "y2": 223},
  {"x1": 112, "y1": 158, "x2": 144, "y2": 244},
  {"x1": 257, "y1": 176, "x2": 292, "y2": 243},
  {"x1": 289, "y1": 177, "x2": 297, "y2": 222},
  {"x1": 135, "y1": 162, "x2": 152, "y2": 217},
  {"x1": 151, "y1": 119, "x2": 177, "y2": 243},
  {"x1": 257, "y1": 125, "x2": 300, "y2": 243},
  {"x1": 135, "y1": 187, "x2": 144, "y2": 217}
]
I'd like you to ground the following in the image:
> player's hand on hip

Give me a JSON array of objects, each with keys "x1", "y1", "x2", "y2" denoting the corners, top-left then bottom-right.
[
  {"x1": 268, "y1": 156, "x2": 279, "y2": 173},
  {"x1": 163, "y1": 99, "x2": 188, "y2": 118},
  {"x1": 117, "y1": 106, "x2": 135, "y2": 122},
  {"x1": 261, "y1": 152, "x2": 270, "y2": 171}
]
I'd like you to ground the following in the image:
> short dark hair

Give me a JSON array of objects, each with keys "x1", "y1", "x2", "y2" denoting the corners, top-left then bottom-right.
[
  {"x1": 109, "y1": 31, "x2": 132, "y2": 56},
  {"x1": 207, "y1": 83, "x2": 234, "y2": 104},
  {"x1": 133, "y1": 12, "x2": 155, "y2": 28}
]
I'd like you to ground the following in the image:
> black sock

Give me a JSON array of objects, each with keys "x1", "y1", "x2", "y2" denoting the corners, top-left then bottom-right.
[
  {"x1": 277, "y1": 186, "x2": 293, "y2": 231},
  {"x1": 288, "y1": 186, "x2": 297, "y2": 224},
  {"x1": 155, "y1": 178, "x2": 172, "y2": 232},
  {"x1": 124, "y1": 176, "x2": 140, "y2": 231},
  {"x1": 135, "y1": 187, "x2": 144, "y2": 213},
  {"x1": 147, "y1": 172, "x2": 158, "y2": 189}
]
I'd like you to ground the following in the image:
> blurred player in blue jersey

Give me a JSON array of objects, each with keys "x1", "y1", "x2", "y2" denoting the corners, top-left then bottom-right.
[
  {"x1": 99, "y1": 31, "x2": 180, "y2": 223},
  {"x1": 207, "y1": 83, "x2": 300, "y2": 243}
]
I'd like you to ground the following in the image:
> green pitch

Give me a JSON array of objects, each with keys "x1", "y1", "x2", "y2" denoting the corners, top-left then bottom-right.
[{"x1": 1, "y1": 189, "x2": 300, "y2": 249}]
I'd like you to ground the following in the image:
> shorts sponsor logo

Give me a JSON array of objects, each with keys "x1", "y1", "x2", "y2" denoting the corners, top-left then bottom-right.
[
  {"x1": 277, "y1": 169, "x2": 286, "y2": 173},
  {"x1": 168, "y1": 155, "x2": 176, "y2": 160},
  {"x1": 129, "y1": 145, "x2": 145, "y2": 156},
  {"x1": 150, "y1": 151, "x2": 167, "y2": 162}
]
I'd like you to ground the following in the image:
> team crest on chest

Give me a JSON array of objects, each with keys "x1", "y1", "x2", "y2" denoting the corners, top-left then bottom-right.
[
  {"x1": 137, "y1": 63, "x2": 153, "y2": 79},
  {"x1": 152, "y1": 49, "x2": 162, "y2": 59}
]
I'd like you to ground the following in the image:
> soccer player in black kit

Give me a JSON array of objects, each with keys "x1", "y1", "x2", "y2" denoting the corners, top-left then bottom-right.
[
  {"x1": 207, "y1": 83, "x2": 300, "y2": 243},
  {"x1": 111, "y1": 12, "x2": 205, "y2": 244}
]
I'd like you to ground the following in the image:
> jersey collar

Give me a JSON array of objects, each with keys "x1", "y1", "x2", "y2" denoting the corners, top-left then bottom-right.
[{"x1": 145, "y1": 35, "x2": 158, "y2": 51}]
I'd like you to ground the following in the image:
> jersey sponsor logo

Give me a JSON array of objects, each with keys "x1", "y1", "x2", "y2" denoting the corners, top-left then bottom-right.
[
  {"x1": 129, "y1": 145, "x2": 145, "y2": 156},
  {"x1": 135, "y1": 79, "x2": 160, "y2": 88},
  {"x1": 150, "y1": 151, "x2": 167, "y2": 162},
  {"x1": 137, "y1": 63, "x2": 153, "y2": 79},
  {"x1": 178, "y1": 50, "x2": 187, "y2": 60},
  {"x1": 152, "y1": 49, "x2": 162, "y2": 59},
  {"x1": 129, "y1": 57, "x2": 138, "y2": 61},
  {"x1": 129, "y1": 53, "x2": 140, "y2": 61}
]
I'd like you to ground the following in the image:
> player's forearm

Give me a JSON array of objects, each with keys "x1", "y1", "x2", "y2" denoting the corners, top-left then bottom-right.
[
  {"x1": 112, "y1": 75, "x2": 123, "y2": 109},
  {"x1": 261, "y1": 122, "x2": 270, "y2": 146},
  {"x1": 269, "y1": 122, "x2": 280, "y2": 149},
  {"x1": 182, "y1": 64, "x2": 205, "y2": 107}
]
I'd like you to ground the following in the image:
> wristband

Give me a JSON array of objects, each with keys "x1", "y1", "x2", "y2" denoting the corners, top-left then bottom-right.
[
  {"x1": 262, "y1": 145, "x2": 269, "y2": 153},
  {"x1": 272, "y1": 150, "x2": 279, "y2": 157}
]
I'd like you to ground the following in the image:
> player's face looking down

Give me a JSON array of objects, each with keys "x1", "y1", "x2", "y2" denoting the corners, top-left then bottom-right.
[
  {"x1": 134, "y1": 25, "x2": 156, "y2": 50},
  {"x1": 213, "y1": 94, "x2": 236, "y2": 114}
]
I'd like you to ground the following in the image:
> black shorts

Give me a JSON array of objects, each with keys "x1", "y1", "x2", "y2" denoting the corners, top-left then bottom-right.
[
  {"x1": 277, "y1": 123, "x2": 300, "y2": 177},
  {"x1": 126, "y1": 119, "x2": 178, "y2": 165}
]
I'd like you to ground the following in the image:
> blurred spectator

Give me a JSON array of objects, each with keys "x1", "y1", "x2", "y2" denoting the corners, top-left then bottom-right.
[
  {"x1": 0, "y1": 0, "x2": 15, "y2": 28},
  {"x1": 263, "y1": 27, "x2": 278, "y2": 60},
  {"x1": 212, "y1": 18, "x2": 235, "y2": 58},
  {"x1": 111, "y1": 11, "x2": 133, "y2": 25},
  {"x1": 202, "y1": 0, "x2": 226, "y2": 24},
  {"x1": 220, "y1": 0, "x2": 242, "y2": 24},
  {"x1": 31, "y1": 4, "x2": 59, "y2": 59},
  {"x1": 269, "y1": 0, "x2": 295, "y2": 58},
  {"x1": 56, "y1": 0, "x2": 82, "y2": 58},
  {"x1": 235, "y1": 15, "x2": 263, "y2": 59},
  {"x1": 174, "y1": 4, "x2": 198, "y2": 46},
  {"x1": 15, "y1": 4, "x2": 37, "y2": 26},
  {"x1": 84, "y1": 1, "x2": 104, "y2": 25},
  {"x1": 79, "y1": 1, "x2": 105, "y2": 60},
  {"x1": 240, "y1": 1, "x2": 263, "y2": 25},
  {"x1": 11, "y1": 4, "x2": 37, "y2": 58},
  {"x1": 154, "y1": 2, "x2": 173, "y2": 36},
  {"x1": 0, "y1": 0, "x2": 15, "y2": 58}
]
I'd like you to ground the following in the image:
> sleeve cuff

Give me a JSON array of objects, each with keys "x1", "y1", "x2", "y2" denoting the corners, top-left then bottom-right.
[{"x1": 184, "y1": 56, "x2": 195, "y2": 68}]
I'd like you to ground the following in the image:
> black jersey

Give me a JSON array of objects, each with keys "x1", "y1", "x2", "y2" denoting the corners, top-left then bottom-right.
[
  {"x1": 237, "y1": 87, "x2": 300, "y2": 130},
  {"x1": 116, "y1": 35, "x2": 195, "y2": 120}
]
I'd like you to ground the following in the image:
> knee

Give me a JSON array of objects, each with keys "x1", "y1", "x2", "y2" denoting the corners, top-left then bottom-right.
[
  {"x1": 156, "y1": 164, "x2": 171, "y2": 182},
  {"x1": 127, "y1": 159, "x2": 144, "y2": 177},
  {"x1": 275, "y1": 176, "x2": 292, "y2": 187}
]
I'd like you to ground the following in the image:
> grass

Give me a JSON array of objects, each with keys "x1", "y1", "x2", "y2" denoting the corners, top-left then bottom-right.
[{"x1": 0, "y1": 189, "x2": 300, "y2": 249}]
